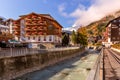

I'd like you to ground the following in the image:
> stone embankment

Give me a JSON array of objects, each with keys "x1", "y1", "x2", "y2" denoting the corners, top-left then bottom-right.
[{"x1": 0, "y1": 47, "x2": 85, "y2": 80}]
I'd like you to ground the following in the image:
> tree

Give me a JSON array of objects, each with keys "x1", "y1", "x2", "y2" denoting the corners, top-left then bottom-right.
[
  {"x1": 71, "y1": 30, "x2": 77, "y2": 44},
  {"x1": 71, "y1": 30, "x2": 88, "y2": 46},
  {"x1": 62, "y1": 33, "x2": 69, "y2": 46},
  {"x1": 77, "y1": 27, "x2": 87, "y2": 36},
  {"x1": 76, "y1": 32, "x2": 88, "y2": 46}
]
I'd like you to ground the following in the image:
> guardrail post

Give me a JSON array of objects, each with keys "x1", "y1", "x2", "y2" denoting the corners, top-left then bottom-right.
[{"x1": 10, "y1": 48, "x2": 12, "y2": 57}]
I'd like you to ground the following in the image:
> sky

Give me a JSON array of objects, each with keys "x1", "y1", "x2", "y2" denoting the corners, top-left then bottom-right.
[{"x1": 0, "y1": 0, "x2": 120, "y2": 28}]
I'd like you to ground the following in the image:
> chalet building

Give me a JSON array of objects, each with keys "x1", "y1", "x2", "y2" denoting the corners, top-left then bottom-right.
[
  {"x1": 0, "y1": 18, "x2": 9, "y2": 34},
  {"x1": 12, "y1": 12, "x2": 63, "y2": 47},
  {"x1": 103, "y1": 16, "x2": 120, "y2": 47},
  {"x1": 0, "y1": 25, "x2": 9, "y2": 34},
  {"x1": 0, "y1": 17, "x2": 12, "y2": 42},
  {"x1": 5, "y1": 19, "x2": 14, "y2": 34}
]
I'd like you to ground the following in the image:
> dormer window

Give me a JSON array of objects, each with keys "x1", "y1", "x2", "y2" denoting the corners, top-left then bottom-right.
[{"x1": 48, "y1": 25, "x2": 54, "y2": 30}]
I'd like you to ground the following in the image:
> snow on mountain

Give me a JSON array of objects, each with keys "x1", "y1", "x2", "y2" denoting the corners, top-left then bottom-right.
[{"x1": 62, "y1": 24, "x2": 80, "y2": 32}]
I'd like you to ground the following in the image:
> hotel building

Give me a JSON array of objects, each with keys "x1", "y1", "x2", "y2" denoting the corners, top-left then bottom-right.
[{"x1": 13, "y1": 12, "x2": 63, "y2": 45}]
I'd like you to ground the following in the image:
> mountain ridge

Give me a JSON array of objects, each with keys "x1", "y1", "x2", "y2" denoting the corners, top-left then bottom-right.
[{"x1": 78, "y1": 10, "x2": 120, "y2": 37}]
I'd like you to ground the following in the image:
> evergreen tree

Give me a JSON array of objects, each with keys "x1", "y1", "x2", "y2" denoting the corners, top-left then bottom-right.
[{"x1": 62, "y1": 33, "x2": 69, "y2": 46}]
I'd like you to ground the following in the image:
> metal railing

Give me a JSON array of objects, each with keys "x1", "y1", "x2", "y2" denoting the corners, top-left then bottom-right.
[
  {"x1": 0, "y1": 47, "x2": 80, "y2": 58},
  {"x1": 93, "y1": 48, "x2": 103, "y2": 80}
]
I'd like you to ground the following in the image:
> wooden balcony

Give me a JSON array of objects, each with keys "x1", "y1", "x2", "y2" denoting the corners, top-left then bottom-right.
[
  {"x1": 38, "y1": 32, "x2": 43, "y2": 35},
  {"x1": 37, "y1": 27, "x2": 44, "y2": 30},
  {"x1": 14, "y1": 32, "x2": 20, "y2": 35},
  {"x1": 25, "y1": 28, "x2": 31, "y2": 31},
  {"x1": 13, "y1": 28, "x2": 20, "y2": 31},
  {"x1": 25, "y1": 32, "x2": 31, "y2": 36},
  {"x1": 14, "y1": 26, "x2": 20, "y2": 29},
  {"x1": 25, "y1": 21, "x2": 47, "y2": 26}
]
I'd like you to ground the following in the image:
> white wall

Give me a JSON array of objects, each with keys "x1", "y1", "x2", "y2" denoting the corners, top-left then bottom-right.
[
  {"x1": 0, "y1": 25, "x2": 9, "y2": 33},
  {"x1": 25, "y1": 35, "x2": 61, "y2": 43}
]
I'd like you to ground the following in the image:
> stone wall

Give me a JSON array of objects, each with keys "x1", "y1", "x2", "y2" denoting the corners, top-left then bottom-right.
[{"x1": 0, "y1": 48, "x2": 85, "y2": 80}]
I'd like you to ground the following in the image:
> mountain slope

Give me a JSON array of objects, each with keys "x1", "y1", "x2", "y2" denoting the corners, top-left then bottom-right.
[{"x1": 78, "y1": 10, "x2": 120, "y2": 37}]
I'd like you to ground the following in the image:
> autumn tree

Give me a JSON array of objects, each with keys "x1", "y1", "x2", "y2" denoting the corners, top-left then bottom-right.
[
  {"x1": 71, "y1": 30, "x2": 88, "y2": 46},
  {"x1": 76, "y1": 32, "x2": 88, "y2": 46},
  {"x1": 71, "y1": 30, "x2": 77, "y2": 44}
]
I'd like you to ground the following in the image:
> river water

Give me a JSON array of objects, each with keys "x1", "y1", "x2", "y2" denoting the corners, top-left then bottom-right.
[{"x1": 15, "y1": 49, "x2": 99, "y2": 80}]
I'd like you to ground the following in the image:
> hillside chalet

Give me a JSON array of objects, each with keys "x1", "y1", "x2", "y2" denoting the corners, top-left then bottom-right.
[{"x1": 103, "y1": 16, "x2": 120, "y2": 47}]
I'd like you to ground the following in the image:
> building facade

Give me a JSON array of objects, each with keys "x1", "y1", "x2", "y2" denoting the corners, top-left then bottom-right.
[
  {"x1": 0, "y1": 17, "x2": 12, "y2": 41},
  {"x1": 13, "y1": 12, "x2": 62, "y2": 44},
  {"x1": 103, "y1": 16, "x2": 120, "y2": 47}
]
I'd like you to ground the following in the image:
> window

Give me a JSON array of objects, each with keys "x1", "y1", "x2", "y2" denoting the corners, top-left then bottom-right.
[
  {"x1": 49, "y1": 36, "x2": 52, "y2": 41},
  {"x1": 114, "y1": 20, "x2": 116, "y2": 22},
  {"x1": 44, "y1": 27, "x2": 47, "y2": 30},
  {"x1": 33, "y1": 37, "x2": 35, "y2": 40},
  {"x1": 44, "y1": 36, "x2": 46, "y2": 41},
  {"x1": 117, "y1": 37, "x2": 119, "y2": 40},
  {"x1": 112, "y1": 37, "x2": 115, "y2": 40},
  {"x1": 48, "y1": 25, "x2": 53, "y2": 30},
  {"x1": 38, "y1": 36, "x2": 40, "y2": 41},
  {"x1": 28, "y1": 37, "x2": 30, "y2": 40}
]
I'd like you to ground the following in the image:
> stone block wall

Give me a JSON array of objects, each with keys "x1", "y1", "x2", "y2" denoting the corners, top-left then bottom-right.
[{"x1": 0, "y1": 48, "x2": 85, "y2": 80}]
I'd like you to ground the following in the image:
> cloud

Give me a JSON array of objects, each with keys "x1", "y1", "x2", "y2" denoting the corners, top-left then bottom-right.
[
  {"x1": 70, "y1": 0, "x2": 120, "y2": 26},
  {"x1": 58, "y1": 3, "x2": 68, "y2": 17}
]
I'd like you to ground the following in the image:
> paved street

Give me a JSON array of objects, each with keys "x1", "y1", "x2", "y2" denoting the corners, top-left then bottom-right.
[{"x1": 15, "y1": 49, "x2": 99, "y2": 80}]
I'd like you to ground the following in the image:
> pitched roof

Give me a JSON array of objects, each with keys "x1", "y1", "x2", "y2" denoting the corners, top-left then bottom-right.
[
  {"x1": 105, "y1": 16, "x2": 120, "y2": 27},
  {"x1": 19, "y1": 12, "x2": 63, "y2": 28}
]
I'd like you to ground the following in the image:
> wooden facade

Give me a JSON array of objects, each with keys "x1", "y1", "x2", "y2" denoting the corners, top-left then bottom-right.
[
  {"x1": 13, "y1": 12, "x2": 63, "y2": 43},
  {"x1": 103, "y1": 16, "x2": 120, "y2": 46}
]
